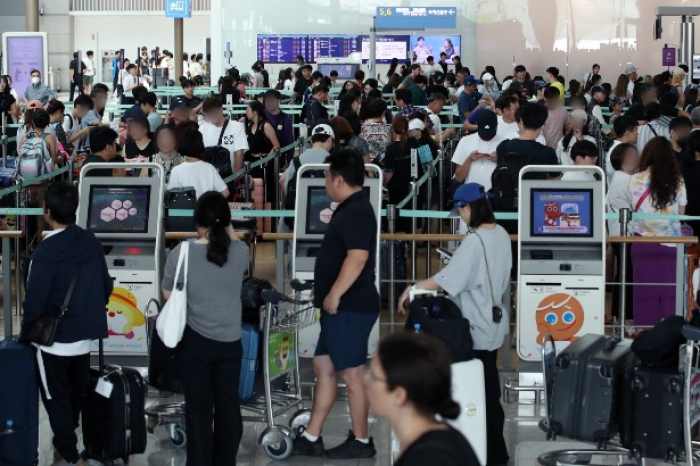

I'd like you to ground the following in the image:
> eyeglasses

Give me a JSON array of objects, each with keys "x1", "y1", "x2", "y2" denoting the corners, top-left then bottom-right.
[{"x1": 364, "y1": 365, "x2": 387, "y2": 383}]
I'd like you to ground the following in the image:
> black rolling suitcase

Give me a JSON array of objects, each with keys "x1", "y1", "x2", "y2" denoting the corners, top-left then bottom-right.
[
  {"x1": 81, "y1": 340, "x2": 147, "y2": 463},
  {"x1": 550, "y1": 334, "x2": 633, "y2": 444},
  {"x1": 624, "y1": 363, "x2": 684, "y2": 462}
]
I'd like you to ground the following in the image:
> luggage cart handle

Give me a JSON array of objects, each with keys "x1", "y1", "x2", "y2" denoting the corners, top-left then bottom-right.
[
  {"x1": 290, "y1": 279, "x2": 313, "y2": 293},
  {"x1": 261, "y1": 289, "x2": 310, "y2": 306}
]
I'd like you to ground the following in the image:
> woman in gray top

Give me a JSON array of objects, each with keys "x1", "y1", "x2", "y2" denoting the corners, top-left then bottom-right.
[{"x1": 162, "y1": 191, "x2": 249, "y2": 466}]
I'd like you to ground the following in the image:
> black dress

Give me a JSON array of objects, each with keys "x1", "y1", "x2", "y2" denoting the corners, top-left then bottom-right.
[
  {"x1": 244, "y1": 122, "x2": 275, "y2": 202},
  {"x1": 394, "y1": 426, "x2": 481, "y2": 466}
]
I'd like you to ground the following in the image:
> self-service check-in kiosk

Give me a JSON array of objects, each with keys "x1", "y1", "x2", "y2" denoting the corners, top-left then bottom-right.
[
  {"x1": 517, "y1": 166, "x2": 606, "y2": 362},
  {"x1": 291, "y1": 164, "x2": 383, "y2": 357},
  {"x1": 77, "y1": 163, "x2": 165, "y2": 364}
]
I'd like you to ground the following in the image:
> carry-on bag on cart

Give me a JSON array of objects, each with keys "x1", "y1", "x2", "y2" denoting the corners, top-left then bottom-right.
[
  {"x1": 0, "y1": 336, "x2": 39, "y2": 466},
  {"x1": 549, "y1": 334, "x2": 633, "y2": 444},
  {"x1": 623, "y1": 363, "x2": 685, "y2": 461},
  {"x1": 82, "y1": 339, "x2": 147, "y2": 462},
  {"x1": 240, "y1": 323, "x2": 260, "y2": 401}
]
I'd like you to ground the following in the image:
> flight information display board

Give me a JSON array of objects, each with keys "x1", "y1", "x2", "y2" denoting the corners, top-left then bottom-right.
[
  {"x1": 308, "y1": 35, "x2": 362, "y2": 61},
  {"x1": 257, "y1": 35, "x2": 308, "y2": 63}
]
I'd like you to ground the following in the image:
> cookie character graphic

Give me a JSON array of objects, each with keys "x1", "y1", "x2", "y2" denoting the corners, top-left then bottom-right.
[
  {"x1": 544, "y1": 202, "x2": 563, "y2": 226},
  {"x1": 535, "y1": 293, "x2": 584, "y2": 345},
  {"x1": 273, "y1": 336, "x2": 292, "y2": 371},
  {"x1": 107, "y1": 287, "x2": 146, "y2": 339}
]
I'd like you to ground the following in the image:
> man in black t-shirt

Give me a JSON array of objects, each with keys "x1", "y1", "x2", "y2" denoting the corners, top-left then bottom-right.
[
  {"x1": 83, "y1": 126, "x2": 125, "y2": 177},
  {"x1": 508, "y1": 64, "x2": 535, "y2": 98},
  {"x1": 293, "y1": 149, "x2": 379, "y2": 460},
  {"x1": 294, "y1": 65, "x2": 313, "y2": 104},
  {"x1": 69, "y1": 52, "x2": 87, "y2": 102}
]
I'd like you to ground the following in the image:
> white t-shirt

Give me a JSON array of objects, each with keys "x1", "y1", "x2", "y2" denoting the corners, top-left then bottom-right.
[
  {"x1": 496, "y1": 115, "x2": 546, "y2": 144},
  {"x1": 284, "y1": 79, "x2": 294, "y2": 91},
  {"x1": 122, "y1": 73, "x2": 137, "y2": 92},
  {"x1": 194, "y1": 62, "x2": 204, "y2": 76},
  {"x1": 63, "y1": 113, "x2": 81, "y2": 140},
  {"x1": 605, "y1": 140, "x2": 622, "y2": 182},
  {"x1": 557, "y1": 134, "x2": 596, "y2": 166},
  {"x1": 561, "y1": 170, "x2": 596, "y2": 181},
  {"x1": 434, "y1": 226, "x2": 512, "y2": 351},
  {"x1": 167, "y1": 160, "x2": 228, "y2": 199},
  {"x1": 606, "y1": 171, "x2": 632, "y2": 235},
  {"x1": 83, "y1": 58, "x2": 95, "y2": 76},
  {"x1": 452, "y1": 133, "x2": 504, "y2": 191},
  {"x1": 427, "y1": 109, "x2": 443, "y2": 144},
  {"x1": 199, "y1": 120, "x2": 249, "y2": 168}
]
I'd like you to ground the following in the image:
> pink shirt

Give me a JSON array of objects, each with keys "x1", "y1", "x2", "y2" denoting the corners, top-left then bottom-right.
[{"x1": 542, "y1": 106, "x2": 569, "y2": 149}]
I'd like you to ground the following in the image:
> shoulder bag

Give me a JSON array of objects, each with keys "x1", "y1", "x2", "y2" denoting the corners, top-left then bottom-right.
[
  {"x1": 475, "y1": 232, "x2": 503, "y2": 323},
  {"x1": 156, "y1": 242, "x2": 189, "y2": 348},
  {"x1": 27, "y1": 266, "x2": 81, "y2": 346}
]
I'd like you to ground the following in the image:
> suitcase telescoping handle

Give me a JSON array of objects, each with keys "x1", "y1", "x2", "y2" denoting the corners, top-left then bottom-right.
[{"x1": 98, "y1": 338, "x2": 105, "y2": 376}]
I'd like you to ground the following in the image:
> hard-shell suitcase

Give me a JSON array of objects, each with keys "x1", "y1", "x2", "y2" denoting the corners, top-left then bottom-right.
[
  {"x1": 624, "y1": 364, "x2": 684, "y2": 462},
  {"x1": 550, "y1": 334, "x2": 633, "y2": 443},
  {"x1": 240, "y1": 323, "x2": 260, "y2": 401},
  {"x1": 82, "y1": 340, "x2": 147, "y2": 462},
  {"x1": 449, "y1": 359, "x2": 487, "y2": 466},
  {"x1": 0, "y1": 336, "x2": 39, "y2": 466}
]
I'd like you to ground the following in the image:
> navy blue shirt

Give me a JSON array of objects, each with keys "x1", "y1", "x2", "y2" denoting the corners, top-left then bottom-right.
[{"x1": 458, "y1": 90, "x2": 482, "y2": 124}]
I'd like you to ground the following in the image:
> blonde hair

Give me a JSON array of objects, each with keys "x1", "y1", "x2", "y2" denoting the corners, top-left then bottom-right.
[{"x1": 672, "y1": 73, "x2": 685, "y2": 87}]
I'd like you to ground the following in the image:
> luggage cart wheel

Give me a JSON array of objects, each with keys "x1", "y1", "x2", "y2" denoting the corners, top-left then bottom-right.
[
  {"x1": 168, "y1": 424, "x2": 187, "y2": 448},
  {"x1": 261, "y1": 427, "x2": 294, "y2": 460},
  {"x1": 290, "y1": 409, "x2": 312, "y2": 436}
]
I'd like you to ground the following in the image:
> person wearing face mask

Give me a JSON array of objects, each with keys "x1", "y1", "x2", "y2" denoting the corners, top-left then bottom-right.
[
  {"x1": 477, "y1": 73, "x2": 500, "y2": 100},
  {"x1": 24, "y1": 69, "x2": 55, "y2": 106}
]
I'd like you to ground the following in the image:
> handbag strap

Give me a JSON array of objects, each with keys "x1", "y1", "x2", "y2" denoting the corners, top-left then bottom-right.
[
  {"x1": 173, "y1": 241, "x2": 189, "y2": 291},
  {"x1": 473, "y1": 231, "x2": 498, "y2": 310},
  {"x1": 59, "y1": 266, "x2": 82, "y2": 317},
  {"x1": 635, "y1": 187, "x2": 651, "y2": 212}
]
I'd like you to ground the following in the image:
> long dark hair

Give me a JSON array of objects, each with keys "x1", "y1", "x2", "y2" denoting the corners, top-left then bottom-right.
[
  {"x1": 387, "y1": 58, "x2": 399, "y2": 78},
  {"x1": 561, "y1": 124, "x2": 590, "y2": 152},
  {"x1": 195, "y1": 192, "x2": 232, "y2": 267},
  {"x1": 245, "y1": 100, "x2": 266, "y2": 135},
  {"x1": 378, "y1": 333, "x2": 460, "y2": 420},
  {"x1": 391, "y1": 116, "x2": 409, "y2": 153},
  {"x1": 613, "y1": 74, "x2": 629, "y2": 97},
  {"x1": 338, "y1": 93, "x2": 359, "y2": 118},
  {"x1": 639, "y1": 137, "x2": 683, "y2": 210},
  {"x1": 467, "y1": 196, "x2": 496, "y2": 229},
  {"x1": 0, "y1": 75, "x2": 11, "y2": 97}
]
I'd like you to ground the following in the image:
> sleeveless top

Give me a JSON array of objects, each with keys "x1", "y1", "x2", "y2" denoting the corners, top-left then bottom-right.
[{"x1": 246, "y1": 122, "x2": 273, "y2": 155}]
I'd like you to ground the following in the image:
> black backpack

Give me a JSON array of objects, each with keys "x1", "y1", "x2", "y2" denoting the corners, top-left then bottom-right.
[
  {"x1": 203, "y1": 119, "x2": 233, "y2": 182},
  {"x1": 491, "y1": 149, "x2": 525, "y2": 212},
  {"x1": 631, "y1": 316, "x2": 687, "y2": 367},
  {"x1": 284, "y1": 157, "x2": 325, "y2": 229}
]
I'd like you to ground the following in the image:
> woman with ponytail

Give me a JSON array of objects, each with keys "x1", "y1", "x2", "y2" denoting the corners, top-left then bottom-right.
[
  {"x1": 162, "y1": 191, "x2": 250, "y2": 465},
  {"x1": 364, "y1": 333, "x2": 480, "y2": 465}
]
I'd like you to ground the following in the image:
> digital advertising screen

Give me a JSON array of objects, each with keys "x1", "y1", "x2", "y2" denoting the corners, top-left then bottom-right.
[
  {"x1": 257, "y1": 35, "x2": 308, "y2": 63},
  {"x1": 308, "y1": 35, "x2": 361, "y2": 61},
  {"x1": 87, "y1": 186, "x2": 151, "y2": 234},
  {"x1": 5, "y1": 35, "x2": 45, "y2": 98},
  {"x1": 316, "y1": 63, "x2": 360, "y2": 80},
  {"x1": 360, "y1": 35, "x2": 409, "y2": 64},
  {"x1": 530, "y1": 189, "x2": 593, "y2": 238},
  {"x1": 410, "y1": 35, "x2": 461, "y2": 64},
  {"x1": 305, "y1": 187, "x2": 337, "y2": 235}
]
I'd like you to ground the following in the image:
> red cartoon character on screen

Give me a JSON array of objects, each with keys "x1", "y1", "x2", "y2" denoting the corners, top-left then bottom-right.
[
  {"x1": 544, "y1": 202, "x2": 563, "y2": 226},
  {"x1": 535, "y1": 293, "x2": 584, "y2": 344}
]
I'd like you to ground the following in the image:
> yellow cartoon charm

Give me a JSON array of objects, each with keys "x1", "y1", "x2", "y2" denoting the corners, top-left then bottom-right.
[{"x1": 107, "y1": 287, "x2": 145, "y2": 339}]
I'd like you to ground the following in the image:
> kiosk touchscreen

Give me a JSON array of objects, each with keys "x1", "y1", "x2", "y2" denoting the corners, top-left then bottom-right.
[
  {"x1": 292, "y1": 164, "x2": 383, "y2": 358},
  {"x1": 77, "y1": 164, "x2": 165, "y2": 360},
  {"x1": 517, "y1": 167, "x2": 606, "y2": 362}
]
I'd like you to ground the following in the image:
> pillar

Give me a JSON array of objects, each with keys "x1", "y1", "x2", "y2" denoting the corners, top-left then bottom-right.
[
  {"x1": 25, "y1": 0, "x2": 39, "y2": 32},
  {"x1": 679, "y1": 16, "x2": 695, "y2": 85},
  {"x1": 174, "y1": 18, "x2": 184, "y2": 80}
]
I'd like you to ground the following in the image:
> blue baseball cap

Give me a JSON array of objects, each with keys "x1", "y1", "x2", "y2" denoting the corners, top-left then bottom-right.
[
  {"x1": 463, "y1": 75, "x2": 481, "y2": 87},
  {"x1": 450, "y1": 183, "x2": 491, "y2": 217}
]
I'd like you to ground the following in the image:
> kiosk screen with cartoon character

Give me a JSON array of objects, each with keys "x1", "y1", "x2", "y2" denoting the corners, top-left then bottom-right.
[
  {"x1": 87, "y1": 186, "x2": 150, "y2": 234},
  {"x1": 531, "y1": 189, "x2": 593, "y2": 237},
  {"x1": 305, "y1": 186, "x2": 369, "y2": 235}
]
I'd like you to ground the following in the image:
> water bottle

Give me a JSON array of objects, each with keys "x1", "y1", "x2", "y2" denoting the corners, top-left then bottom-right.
[{"x1": 414, "y1": 324, "x2": 422, "y2": 334}]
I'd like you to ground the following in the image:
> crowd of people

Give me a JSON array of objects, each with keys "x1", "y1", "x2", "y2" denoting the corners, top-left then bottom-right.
[{"x1": 6, "y1": 49, "x2": 700, "y2": 466}]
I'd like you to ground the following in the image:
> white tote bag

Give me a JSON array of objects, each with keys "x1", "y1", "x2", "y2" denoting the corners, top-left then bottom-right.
[{"x1": 156, "y1": 242, "x2": 189, "y2": 348}]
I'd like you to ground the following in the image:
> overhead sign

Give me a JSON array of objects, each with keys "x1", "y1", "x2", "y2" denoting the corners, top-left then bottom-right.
[
  {"x1": 376, "y1": 7, "x2": 457, "y2": 29},
  {"x1": 662, "y1": 47, "x2": 676, "y2": 67},
  {"x1": 165, "y1": 0, "x2": 191, "y2": 18}
]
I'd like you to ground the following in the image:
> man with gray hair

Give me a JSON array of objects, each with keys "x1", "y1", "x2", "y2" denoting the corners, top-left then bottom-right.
[{"x1": 691, "y1": 107, "x2": 700, "y2": 132}]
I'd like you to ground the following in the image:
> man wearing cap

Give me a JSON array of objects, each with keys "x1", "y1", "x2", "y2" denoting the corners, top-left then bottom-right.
[
  {"x1": 458, "y1": 75, "x2": 487, "y2": 124},
  {"x1": 264, "y1": 90, "x2": 294, "y2": 164},
  {"x1": 294, "y1": 65, "x2": 313, "y2": 104},
  {"x1": 477, "y1": 72, "x2": 500, "y2": 100},
  {"x1": 545, "y1": 67, "x2": 565, "y2": 104},
  {"x1": 279, "y1": 121, "x2": 334, "y2": 195},
  {"x1": 625, "y1": 65, "x2": 638, "y2": 97},
  {"x1": 397, "y1": 181, "x2": 512, "y2": 466},
  {"x1": 508, "y1": 65, "x2": 535, "y2": 98},
  {"x1": 453, "y1": 109, "x2": 503, "y2": 193},
  {"x1": 532, "y1": 80, "x2": 548, "y2": 104}
]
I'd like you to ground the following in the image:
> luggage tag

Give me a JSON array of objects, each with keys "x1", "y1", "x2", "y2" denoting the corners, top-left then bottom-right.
[
  {"x1": 410, "y1": 149, "x2": 418, "y2": 179},
  {"x1": 96, "y1": 377, "x2": 114, "y2": 399}
]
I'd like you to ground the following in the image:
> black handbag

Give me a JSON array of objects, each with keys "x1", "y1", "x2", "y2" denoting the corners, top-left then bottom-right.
[
  {"x1": 26, "y1": 267, "x2": 80, "y2": 346},
  {"x1": 405, "y1": 295, "x2": 474, "y2": 363}
]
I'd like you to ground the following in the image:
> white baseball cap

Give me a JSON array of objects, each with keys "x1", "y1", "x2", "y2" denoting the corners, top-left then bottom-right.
[
  {"x1": 311, "y1": 123, "x2": 335, "y2": 140},
  {"x1": 482, "y1": 72, "x2": 494, "y2": 81},
  {"x1": 408, "y1": 119, "x2": 425, "y2": 132}
]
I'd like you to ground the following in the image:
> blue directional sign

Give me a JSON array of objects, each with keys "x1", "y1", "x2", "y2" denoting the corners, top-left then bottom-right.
[
  {"x1": 165, "y1": 0, "x2": 191, "y2": 18},
  {"x1": 376, "y1": 7, "x2": 457, "y2": 29}
]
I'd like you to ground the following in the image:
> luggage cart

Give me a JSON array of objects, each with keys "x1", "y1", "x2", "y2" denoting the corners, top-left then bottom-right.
[
  {"x1": 537, "y1": 329, "x2": 700, "y2": 466},
  {"x1": 242, "y1": 280, "x2": 315, "y2": 460}
]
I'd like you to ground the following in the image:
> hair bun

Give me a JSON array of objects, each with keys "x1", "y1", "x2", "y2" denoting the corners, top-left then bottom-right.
[{"x1": 438, "y1": 400, "x2": 461, "y2": 420}]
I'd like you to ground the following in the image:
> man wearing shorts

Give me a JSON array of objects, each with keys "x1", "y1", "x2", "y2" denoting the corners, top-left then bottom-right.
[{"x1": 293, "y1": 148, "x2": 379, "y2": 459}]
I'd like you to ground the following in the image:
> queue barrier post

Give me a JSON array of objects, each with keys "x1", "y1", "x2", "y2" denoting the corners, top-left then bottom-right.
[
  {"x1": 438, "y1": 148, "x2": 444, "y2": 233},
  {"x1": 1, "y1": 113, "x2": 7, "y2": 168},
  {"x1": 3, "y1": 235, "x2": 10, "y2": 337},
  {"x1": 426, "y1": 164, "x2": 434, "y2": 278},
  {"x1": 244, "y1": 162, "x2": 251, "y2": 203},
  {"x1": 387, "y1": 204, "x2": 397, "y2": 326},
  {"x1": 618, "y1": 208, "x2": 631, "y2": 337},
  {"x1": 410, "y1": 182, "x2": 418, "y2": 282},
  {"x1": 14, "y1": 181, "x2": 22, "y2": 318},
  {"x1": 273, "y1": 148, "x2": 281, "y2": 212}
]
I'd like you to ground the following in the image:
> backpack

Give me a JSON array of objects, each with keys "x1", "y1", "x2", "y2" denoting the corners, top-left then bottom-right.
[
  {"x1": 631, "y1": 316, "x2": 687, "y2": 367},
  {"x1": 284, "y1": 157, "x2": 325, "y2": 229},
  {"x1": 491, "y1": 149, "x2": 525, "y2": 212},
  {"x1": 203, "y1": 119, "x2": 233, "y2": 182},
  {"x1": 16, "y1": 132, "x2": 52, "y2": 178}
]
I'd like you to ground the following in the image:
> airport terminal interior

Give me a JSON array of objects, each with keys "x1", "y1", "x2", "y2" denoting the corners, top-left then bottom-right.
[{"x1": 1, "y1": 0, "x2": 700, "y2": 465}]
